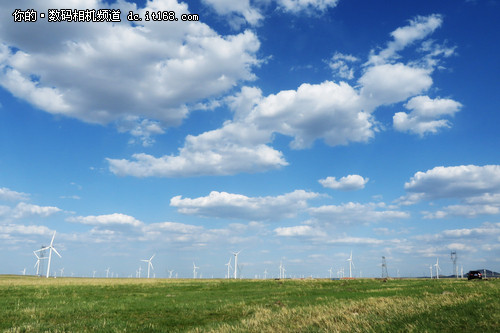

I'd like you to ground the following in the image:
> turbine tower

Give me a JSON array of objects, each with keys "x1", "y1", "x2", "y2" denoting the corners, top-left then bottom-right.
[
  {"x1": 225, "y1": 257, "x2": 232, "y2": 279},
  {"x1": 141, "y1": 254, "x2": 155, "y2": 279},
  {"x1": 347, "y1": 251, "x2": 355, "y2": 278},
  {"x1": 193, "y1": 262, "x2": 199, "y2": 279},
  {"x1": 42, "y1": 231, "x2": 62, "y2": 278},
  {"x1": 232, "y1": 251, "x2": 241, "y2": 279},
  {"x1": 434, "y1": 258, "x2": 440, "y2": 279}
]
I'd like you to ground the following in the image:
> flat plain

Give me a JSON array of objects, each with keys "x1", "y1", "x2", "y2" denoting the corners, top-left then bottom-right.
[{"x1": 0, "y1": 276, "x2": 498, "y2": 332}]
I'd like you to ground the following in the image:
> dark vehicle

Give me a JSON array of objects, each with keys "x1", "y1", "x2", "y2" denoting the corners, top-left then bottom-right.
[{"x1": 467, "y1": 270, "x2": 482, "y2": 280}]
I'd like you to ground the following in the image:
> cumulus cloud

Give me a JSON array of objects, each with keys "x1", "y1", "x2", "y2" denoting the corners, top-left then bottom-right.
[
  {"x1": 318, "y1": 175, "x2": 368, "y2": 191},
  {"x1": 309, "y1": 202, "x2": 409, "y2": 224},
  {"x1": 67, "y1": 213, "x2": 143, "y2": 228},
  {"x1": 10, "y1": 202, "x2": 61, "y2": 219},
  {"x1": 405, "y1": 165, "x2": 500, "y2": 200},
  {"x1": 107, "y1": 121, "x2": 288, "y2": 177},
  {"x1": 0, "y1": 224, "x2": 53, "y2": 236},
  {"x1": 104, "y1": 13, "x2": 457, "y2": 177},
  {"x1": 170, "y1": 190, "x2": 320, "y2": 220},
  {"x1": 0, "y1": 187, "x2": 29, "y2": 201},
  {"x1": 248, "y1": 81, "x2": 374, "y2": 149},
  {"x1": 326, "y1": 52, "x2": 358, "y2": 80},
  {"x1": 402, "y1": 165, "x2": 500, "y2": 218},
  {"x1": 367, "y1": 14, "x2": 443, "y2": 65},
  {"x1": 393, "y1": 95, "x2": 462, "y2": 135},
  {"x1": 0, "y1": 0, "x2": 260, "y2": 138},
  {"x1": 277, "y1": 0, "x2": 340, "y2": 13},
  {"x1": 201, "y1": 0, "x2": 263, "y2": 28},
  {"x1": 274, "y1": 225, "x2": 326, "y2": 237}
]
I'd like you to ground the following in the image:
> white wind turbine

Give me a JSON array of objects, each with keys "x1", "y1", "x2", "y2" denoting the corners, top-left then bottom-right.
[
  {"x1": 59, "y1": 268, "x2": 64, "y2": 277},
  {"x1": 429, "y1": 265, "x2": 433, "y2": 279},
  {"x1": 434, "y1": 258, "x2": 440, "y2": 279},
  {"x1": 225, "y1": 257, "x2": 232, "y2": 279},
  {"x1": 193, "y1": 262, "x2": 199, "y2": 279},
  {"x1": 168, "y1": 270, "x2": 174, "y2": 278},
  {"x1": 42, "y1": 231, "x2": 62, "y2": 278},
  {"x1": 21, "y1": 268, "x2": 26, "y2": 276},
  {"x1": 232, "y1": 251, "x2": 241, "y2": 279},
  {"x1": 264, "y1": 269, "x2": 268, "y2": 279},
  {"x1": 328, "y1": 267, "x2": 333, "y2": 279},
  {"x1": 347, "y1": 251, "x2": 355, "y2": 278},
  {"x1": 93, "y1": 270, "x2": 97, "y2": 278},
  {"x1": 33, "y1": 250, "x2": 47, "y2": 276},
  {"x1": 141, "y1": 254, "x2": 155, "y2": 279},
  {"x1": 106, "y1": 267, "x2": 110, "y2": 278}
]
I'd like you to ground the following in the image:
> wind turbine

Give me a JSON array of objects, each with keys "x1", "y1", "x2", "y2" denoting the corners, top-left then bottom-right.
[
  {"x1": 59, "y1": 268, "x2": 64, "y2": 277},
  {"x1": 264, "y1": 269, "x2": 268, "y2": 279},
  {"x1": 347, "y1": 251, "x2": 355, "y2": 278},
  {"x1": 434, "y1": 258, "x2": 440, "y2": 279},
  {"x1": 43, "y1": 231, "x2": 62, "y2": 278},
  {"x1": 106, "y1": 267, "x2": 110, "y2": 278},
  {"x1": 225, "y1": 257, "x2": 232, "y2": 279},
  {"x1": 21, "y1": 268, "x2": 26, "y2": 276},
  {"x1": 429, "y1": 265, "x2": 433, "y2": 279},
  {"x1": 232, "y1": 251, "x2": 241, "y2": 279},
  {"x1": 328, "y1": 267, "x2": 333, "y2": 279},
  {"x1": 193, "y1": 262, "x2": 199, "y2": 279},
  {"x1": 92, "y1": 270, "x2": 97, "y2": 278},
  {"x1": 33, "y1": 250, "x2": 47, "y2": 276},
  {"x1": 168, "y1": 270, "x2": 174, "y2": 279},
  {"x1": 141, "y1": 254, "x2": 155, "y2": 279}
]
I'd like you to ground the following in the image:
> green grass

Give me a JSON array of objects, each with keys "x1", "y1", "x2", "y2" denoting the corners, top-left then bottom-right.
[{"x1": 0, "y1": 276, "x2": 498, "y2": 332}]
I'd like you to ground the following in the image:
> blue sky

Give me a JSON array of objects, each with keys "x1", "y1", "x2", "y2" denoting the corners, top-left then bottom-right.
[{"x1": 1, "y1": 0, "x2": 499, "y2": 279}]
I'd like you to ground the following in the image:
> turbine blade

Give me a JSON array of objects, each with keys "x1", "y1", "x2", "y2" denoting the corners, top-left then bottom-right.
[
  {"x1": 150, "y1": 254, "x2": 155, "y2": 261},
  {"x1": 150, "y1": 262, "x2": 154, "y2": 270},
  {"x1": 50, "y1": 231, "x2": 56, "y2": 246},
  {"x1": 52, "y1": 247, "x2": 62, "y2": 258}
]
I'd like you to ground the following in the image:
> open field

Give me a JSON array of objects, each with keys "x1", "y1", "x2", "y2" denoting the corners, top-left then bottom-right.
[{"x1": 1, "y1": 276, "x2": 498, "y2": 332}]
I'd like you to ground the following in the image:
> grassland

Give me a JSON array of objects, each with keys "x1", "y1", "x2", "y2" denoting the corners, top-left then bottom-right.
[{"x1": 0, "y1": 276, "x2": 498, "y2": 332}]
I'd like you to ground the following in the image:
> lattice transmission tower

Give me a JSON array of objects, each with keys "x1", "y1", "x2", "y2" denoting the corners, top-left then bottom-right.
[
  {"x1": 451, "y1": 251, "x2": 458, "y2": 278},
  {"x1": 381, "y1": 256, "x2": 389, "y2": 278}
]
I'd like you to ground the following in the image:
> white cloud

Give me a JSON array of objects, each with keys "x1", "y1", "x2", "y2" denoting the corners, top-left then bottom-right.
[
  {"x1": 0, "y1": 223, "x2": 53, "y2": 236},
  {"x1": 277, "y1": 0, "x2": 339, "y2": 13},
  {"x1": 359, "y1": 63, "x2": 433, "y2": 110},
  {"x1": 393, "y1": 95, "x2": 462, "y2": 135},
  {"x1": 309, "y1": 202, "x2": 409, "y2": 224},
  {"x1": 67, "y1": 213, "x2": 143, "y2": 228},
  {"x1": 327, "y1": 52, "x2": 358, "y2": 80},
  {"x1": 248, "y1": 81, "x2": 375, "y2": 149},
  {"x1": 0, "y1": 0, "x2": 260, "y2": 137},
  {"x1": 403, "y1": 165, "x2": 500, "y2": 218},
  {"x1": 201, "y1": 0, "x2": 263, "y2": 27},
  {"x1": 416, "y1": 222, "x2": 500, "y2": 242},
  {"x1": 368, "y1": 14, "x2": 443, "y2": 65},
  {"x1": 107, "y1": 121, "x2": 288, "y2": 177},
  {"x1": 0, "y1": 187, "x2": 29, "y2": 201},
  {"x1": 405, "y1": 165, "x2": 500, "y2": 200},
  {"x1": 117, "y1": 117, "x2": 165, "y2": 147},
  {"x1": 170, "y1": 190, "x2": 320, "y2": 220},
  {"x1": 274, "y1": 225, "x2": 326, "y2": 237},
  {"x1": 108, "y1": 14, "x2": 457, "y2": 178},
  {"x1": 11, "y1": 202, "x2": 61, "y2": 219},
  {"x1": 319, "y1": 175, "x2": 368, "y2": 191}
]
